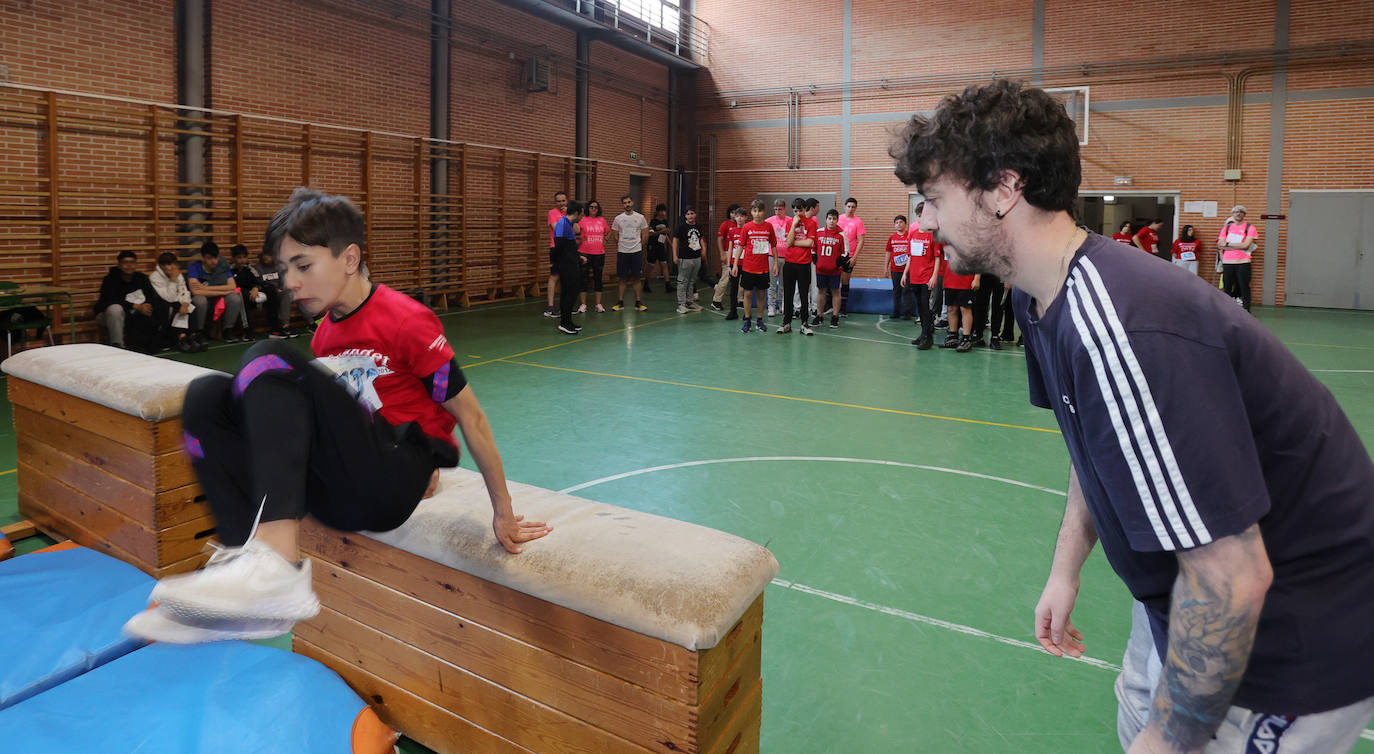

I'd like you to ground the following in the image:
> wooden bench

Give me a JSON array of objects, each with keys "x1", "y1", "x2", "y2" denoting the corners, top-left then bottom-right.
[
  {"x1": 1, "y1": 344, "x2": 223, "y2": 577},
  {"x1": 294, "y1": 469, "x2": 778, "y2": 754}
]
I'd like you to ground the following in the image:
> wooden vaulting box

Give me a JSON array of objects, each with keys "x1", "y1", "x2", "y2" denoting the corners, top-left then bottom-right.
[
  {"x1": 2, "y1": 344, "x2": 223, "y2": 577},
  {"x1": 294, "y1": 469, "x2": 779, "y2": 754}
]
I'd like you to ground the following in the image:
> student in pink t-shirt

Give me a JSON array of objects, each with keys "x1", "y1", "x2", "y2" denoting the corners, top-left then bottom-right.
[
  {"x1": 1217, "y1": 205, "x2": 1259, "y2": 311},
  {"x1": 544, "y1": 191, "x2": 568, "y2": 318},
  {"x1": 836, "y1": 197, "x2": 865, "y2": 316},
  {"x1": 763, "y1": 199, "x2": 791, "y2": 317},
  {"x1": 577, "y1": 199, "x2": 609, "y2": 313}
]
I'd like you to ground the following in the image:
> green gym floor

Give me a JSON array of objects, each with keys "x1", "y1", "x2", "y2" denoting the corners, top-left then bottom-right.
[{"x1": 3, "y1": 288, "x2": 1373, "y2": 753}]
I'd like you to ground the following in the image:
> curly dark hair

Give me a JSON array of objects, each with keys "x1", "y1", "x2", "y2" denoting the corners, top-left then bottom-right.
[
  {"x1": 891, "y1": 79, "x2": 1081, "y2": 214},
  {"x1": 264, "y1": 187, "x2": 365, "y2": 258}
]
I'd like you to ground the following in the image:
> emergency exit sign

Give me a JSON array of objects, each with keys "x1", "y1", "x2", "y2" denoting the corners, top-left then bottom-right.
[{"x1": 629, "y1": 150, "x2": 639, "y2": 161}]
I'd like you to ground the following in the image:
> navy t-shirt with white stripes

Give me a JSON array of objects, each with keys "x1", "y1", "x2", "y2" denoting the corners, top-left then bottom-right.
[{"x1": 1015, "y1": 232, "x2": 1374, "y2": 716}]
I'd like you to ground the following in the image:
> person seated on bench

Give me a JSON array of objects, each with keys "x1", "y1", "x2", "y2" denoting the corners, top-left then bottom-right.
[
  {"x1": 252, "y1": 245, "x2": 294, "y2": 339},
  {"x1": 125, "y1": 188, "x2": 553, "y2": 644},
  {"x1": 149, "y1": 252, "x2": 205, "y2": 353},
  {"x1": 95, "y1": 250, "x2": 161, "y2": 353},
  {"x1": 187, "y1": 241, "x2": 247, "y2": 343}
]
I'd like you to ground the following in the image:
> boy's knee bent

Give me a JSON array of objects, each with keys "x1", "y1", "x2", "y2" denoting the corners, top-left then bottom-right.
[{"x1": 181, "y1": 373, "x2": 232, "y2": 435}]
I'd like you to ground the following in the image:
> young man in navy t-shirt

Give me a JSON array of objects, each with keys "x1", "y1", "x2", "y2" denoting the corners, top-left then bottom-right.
[{"x1": 894, "y1": 80, "x2": 1374, "y2": 753}]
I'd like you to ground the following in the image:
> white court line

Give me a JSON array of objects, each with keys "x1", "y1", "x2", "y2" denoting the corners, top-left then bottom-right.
[
  {"x1": 771, "y1": 578, "x2": 1123, "y2": 673},
  {"x1": 874, "y1": 315, "x2": 915, "y2": 342},
  {"x1": 557, "y1": 456, "x2": 1068, "y2": 497},
  {"x1": 1310, "y1": 369, "x2": 1374, "y2": 374}
]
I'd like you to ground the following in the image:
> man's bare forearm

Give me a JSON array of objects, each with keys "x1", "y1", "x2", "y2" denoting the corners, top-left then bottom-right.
[{"x1": 1148, "y1": 525, "x2": 1270, "y2": 752}]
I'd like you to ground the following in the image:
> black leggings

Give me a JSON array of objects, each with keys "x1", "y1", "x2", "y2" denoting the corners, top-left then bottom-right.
[
  {"x1": 973, "y1": 274, "x2": 1009, "y2": 338},
  {"x1": 557, "y1": 262, "x2": 581, "y2": 328},
  {"x1": 1222, "y1": 262, "x2": 1252, "y2": 311},
  {"x1": 582, "y1": 254, "x2": 605, "y2": 293},
  {"x1": 891, "y1": 271, "x2": 915, "y2": 318},
  {"x1": 910, "y1": 283, "x2": 934, "y2": 340},
  {"x1": 181, "y1": 341, "x2": 439, "y2": 547},
  {"x1": 782, "y1": 262, "x2": 811, "y2": 325}
]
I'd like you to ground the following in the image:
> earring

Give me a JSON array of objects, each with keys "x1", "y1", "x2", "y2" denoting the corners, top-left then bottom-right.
[{"x1": 995, "y1": 210, "x2": 1004, "y2": 219}]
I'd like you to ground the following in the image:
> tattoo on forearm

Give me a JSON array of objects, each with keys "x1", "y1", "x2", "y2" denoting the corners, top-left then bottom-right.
[{"x1": 1150, "y1": 528, "x2": 1264, "y2": 751}]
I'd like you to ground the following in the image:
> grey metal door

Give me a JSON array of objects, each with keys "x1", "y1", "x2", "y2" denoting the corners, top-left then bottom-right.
[{"x1": 1286, "y1": 192, "x2": 1371, "y2": 309}]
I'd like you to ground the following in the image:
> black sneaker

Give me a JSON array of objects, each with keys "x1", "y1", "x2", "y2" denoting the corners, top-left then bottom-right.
[
  {"x1": 543, "y1": 306, "x2": 557, "y2": 318},
  {"x1": 809, "y1": 314, "x2": 822, "y2": 327},
  {"x1": 990, "y1": 336, "x2": 1002, "y2": 350},
  {"x1": 756, "y1": 318, "x2": 768, "y2": 333},
  {"x1": 635, "y1": 301, "x2": 648, "y2": 312},
  {"x1": 956, "y1": 335, "x2": 973, "y2": 353},
  {"x1": 939, "y1": 335, "x2": 959, "y2": 349},
  {"x1": 711, "y1": 301, "x2": 724, "y2": 311},
  {"x1": 913, "y1": 335, "x2": 933, "y2": 350},
  {"x1": 829, "y1": 316, "x2": 839, "y2": 328},
  {"x1": 612, "y1": 301, "x2": 625, "y2": 311},
  {"x1": 725, "y1": 312, "x2": 739, "y2": 321},
  {"x1": 558, "y1": 324, "x2": 578, "y2": 334},
  {"x1": 935, "y1": 319, "x2": 949, "y2": 330},
  {"x1": 971, "y1": 335, "x2": 987, "y2": 348}
]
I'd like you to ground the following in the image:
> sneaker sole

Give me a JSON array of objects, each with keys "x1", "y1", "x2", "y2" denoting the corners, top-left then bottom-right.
[
  {"x1": 154, "y1": 584, "x2": 321, "y2": 627},
  {"x1": 124, "y1": 606, "x2": 296, "y2": 644}
]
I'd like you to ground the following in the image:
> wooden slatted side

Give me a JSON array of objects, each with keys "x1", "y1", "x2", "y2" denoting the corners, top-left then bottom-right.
[
  {"x1": 294, "y1": 637, "x2": 533, "y2": 754},
  {"x1": 8, "y1": 379, "x2": 183, "y2": 454},
  {"x1": 11, "y1": 405, "x2": 197, "y2": 494},
  {"x1": 310, "y1": 559, "x2": 700, "y2": 752},
  {"x1": 300, "y1": 523, "x2": 699, "y2": 703},
  {"x1": 17, "y1": 461, "x2": 215, "y2": 573},
  {"x1": 294, "y1": 606, "x2": 661, "y2": 754}
]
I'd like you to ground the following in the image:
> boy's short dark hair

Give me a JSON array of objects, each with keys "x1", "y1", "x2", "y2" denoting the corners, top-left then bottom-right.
[
  {"x1": 566, "y1": 200, "x2": 584, "y2": 215},
  {"x1": 726, "y1": 203, "x2": 741, "y2": 217},
  {"x1": 826, "y1": 208, "x2": 839, "y2": 219},
  {"x1": 791, "y1": 197, "x2": 806, "y2": 211},
  {"x1": 554, "y1": 190, "x2": 567, "y2": 200},
  {"x1": 654, "y1": 203, "x2": 667, "y2": 213},
  {"x1": 117, "y1": 250, "x2": 137, "y2": 262},
  {"x1": 230, "y1": 244, "x2": 248, "y2": 257},
  {"x1": 620, "y1": 193, "x2": 632, "y2": 202},
  {"x1": 156, "y1": 252, "x2": 178, "y2": 266},
  {"x1": 805, "y1": 198, "x2": 820, "y2": 209},
  {"x1": 845, "y1": 197, "x2": 858, "y2": 206},
  {"x1": 199, "y1": 240, "x2": 219, "y2": 257},
  {"x1": 750, "y1": 199, "x2": 766, "y2": 212},
  {"x1": 265, "y1": 187, "x2": 366, "y2": 258},
  {"x1": 892, "y1": 79, "x2": 1081, "y2": 214},
  {"x1": 895, "y1": 214, "x2": 908, "y2": 223},
  {"x1": 732, "y1": 205, "x2": 747, "y2": 216},
  {"x1": 1151, "y1": 217, "x2": 1163, "y2": 225}
]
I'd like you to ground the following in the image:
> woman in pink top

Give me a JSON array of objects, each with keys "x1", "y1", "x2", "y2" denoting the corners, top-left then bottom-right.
[
  {"x1": 1217, "y1": 205, "x2": 1258, "y2": 311},
  {"x1": 577, "y1": 200, "x2": 609, "y2": 312}
]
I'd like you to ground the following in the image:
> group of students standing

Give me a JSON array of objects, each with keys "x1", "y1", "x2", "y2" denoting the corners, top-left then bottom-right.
[{"x1": 1111, "y1": 204, "x2": 1260, "y2": 310}]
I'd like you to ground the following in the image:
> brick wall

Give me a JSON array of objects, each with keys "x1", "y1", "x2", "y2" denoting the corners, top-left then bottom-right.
[
  {"x1": 694, "y1": 0, "x2": 1374, "y2": 303},
  {"x1": 0, "y1": 0, "x2": 680, "y2": 333}
]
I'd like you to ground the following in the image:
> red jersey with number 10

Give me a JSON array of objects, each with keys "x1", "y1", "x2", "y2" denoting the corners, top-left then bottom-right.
[
  {"x1": 815, "y1": 228, "x2": 845, "y2": 274},
  {"x1": 312, "y1": 284, "x2": 459, "y2": 451}
]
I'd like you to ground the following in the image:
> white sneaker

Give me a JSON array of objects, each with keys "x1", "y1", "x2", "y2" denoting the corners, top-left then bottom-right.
[
  {"x1": 150, "y1": 539, "x2": 320, "y2": 627},
  {"x1": 801, "y1": 324, "x2": 814, "y2": 336},
  {"x1": 766, "y1": 307, "x2": 777, "y2": 317},
  {"x1": 675, "y1": 305, "x2": 688, "y2": 313},
  {"x1": 688, "y1": 302, "x2": 703, "y2": 312},
  {"x1": 123, "y1": 605, "x2": 295, "y2": 644}
]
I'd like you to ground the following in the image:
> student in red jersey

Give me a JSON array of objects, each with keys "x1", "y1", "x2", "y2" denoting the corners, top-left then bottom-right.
[
  {"x1": 941, "y1": 260, "x2": 980, "y2": 352},
  {"x1": 711, "y1": 203, "x2": 741, "y2": 311},
  {"x1": 902, "y1": 208, "x2": 942, "y2": 349},
  {"x1": 803, "y1": 198, "x2": 822, "y2": 318},
  {"x1": 125, "y1": 188, "x2": 551, "y2": 644},
  {"x1": 1112, "y1": 221, "x2": 1135, "y2": 246},
  {"x1": 733, "y1": 199, "x2": 778, "y2": 333},
  {"x1": 722, "y1": 205, "x2": 748, "y2": 321},
  {"x1": 577, "y1": 200, "x2": 609, "y2": 313},
  {"x1": 544, "y1": 191, "x2": 568, "y2": 318},
  {"x1": 1171, "y1": 224, "x2": 1201, "y2": 276},
  {"x1": 813, "y1": 209, "x2": 847, "y2": 328},
  {"x1": 779, "y1": 198, "x2": 815, "y2": 335},
  {"x1": 886, "y1": 215, "x2": 916, "y2": 320},
  {"x1": 1133, "y1": 218, "x2": 1163, "y2": 256}
]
